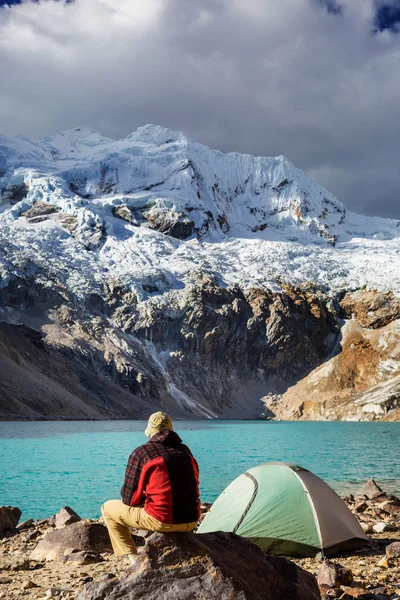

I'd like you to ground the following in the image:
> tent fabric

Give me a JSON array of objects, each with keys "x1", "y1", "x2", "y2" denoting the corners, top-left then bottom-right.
[{"x1": 197, "y1": 462, "x2": 368, "y2": 557}]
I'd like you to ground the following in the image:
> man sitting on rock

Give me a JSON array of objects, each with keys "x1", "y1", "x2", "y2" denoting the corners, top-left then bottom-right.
[{"x1": 102, "y1": 412, "x2": 200, "y2": 564}]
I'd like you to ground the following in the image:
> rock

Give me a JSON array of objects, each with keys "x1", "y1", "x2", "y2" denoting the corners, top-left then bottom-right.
[
  {"x1": 30, "y1": 521, "x2": 112, "y2": 561},
  {"x1": 21, "y1": 580, "x2": 38, "y2": 590},
  {"x1": 49, "y1": 507, "x2": 81, "y2": 528},
  {"x1": 371, "y1": 588, "x2": 387, "y2": 594},
  {"x1": 35, "y1": 518, "x2": 50, "y2": 527},
  {"x1": 0, "y1": 506, "x2": 21, "y2": 534},
  {"x1": 26, "y1": 529, "x2": 41, "y2": 542},
  {"x1": 340, "y1": 290, "x2": 400, "y2": 329},
  {"x1": 21, "y1": 202, "x2": 59, "y2": 220},
  {"x1": 317, "y1": 559, "x2": 353, "y2": 588},
  {"x1": 379, "y1": 502, "x2": 400, "y2": 516},
  {"x1": 9, "y1": 558, "x2": 30, "y2": 571},
  {"x1": 355, "y1": 501, "x2": 368, "y2": 513},
  {"x1": 45, "y1": 587, "x2": 76, "y2": 598},
  {"x1": 76, "y1": 531, "x2": 321, "y2": 600},
  {"x1": 17, "y1": 519, "x2": 35, "y2": 531},
  {"x1": 63, "y1": 551, "x2": 104, "y2": 565},
  {"x1": 356, "y1": 480, "x2": 383, "y2": 500},
  {"x1": 377, "y1": 557, "x2": 389, "y2": 568},
  {"x1": 386, "y1": 542, "x2": 400, "y2": 558},
  {"x1": 361, "y1": 523, "x2": 373, "y2": 534},
  {"x1": 98, "y1": 574, "x2": 116, "y2": 582},
  {"x1": 340, "y1": 586, "x2": 370, "y2": 599},
  {"x1": 373, "y1": 522, "x2": 395, "y2": 533}
]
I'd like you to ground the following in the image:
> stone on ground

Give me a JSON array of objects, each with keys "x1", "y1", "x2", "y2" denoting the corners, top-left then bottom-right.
[
  {"x1": 49, "y1": 506, "x2": 81, "y2": 528},
  {"x1": 63, "y1": 550, "x2": 104, "y2": 565},
  {"x1": 17, "y1": 519, "x2": 35, "y2": 530},
  {"x1": 317, "y1": 559, "x2": 353, "y2": 588},
  {"x1": 386, "y1": 542, "x2": 400, "y2": 558},
  {"x1": 76, "y1": 531, "x2": 321, "y2": 600},
  {"x1": 0, "y1": 506, "x2": 21, "y2": 534},
  {"x1": 30, "y1": 521, "x2": 112, "y2": 561},
  {"x1": 373, "y1": 522, "x2": 395, "y2": 533},
  {"x1": 355, "y1": 479, "x2": 383, "y2": 500}
]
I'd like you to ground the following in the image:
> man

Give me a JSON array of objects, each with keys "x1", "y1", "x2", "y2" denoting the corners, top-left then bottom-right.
[{"x1": 102, "y1": 412, "x2": 200, "y2": 563}]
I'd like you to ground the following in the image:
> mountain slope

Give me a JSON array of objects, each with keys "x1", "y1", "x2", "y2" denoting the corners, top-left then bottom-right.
[{"x1": 0, "y1": 125, "x2": 399, "y2": 420}]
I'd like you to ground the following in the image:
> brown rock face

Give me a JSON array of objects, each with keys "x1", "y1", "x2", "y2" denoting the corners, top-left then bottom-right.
[
  {"x1": 0, "y1": 275, "x2": 339, "y2": 419},
  {"x1": 129, "y1": 280, "x2": 338, "y2": 416},
  {"x1": 30, "y1": 522, "x2": 112, "y2": 561},
  {"x1": 76, "y1": 531, "x2": 321, "y2": 600},
  {"x1": 340, "y1": 290, "x2": 400, "y2": 329},
  {"x1": 0, "y1": 506, "x2": 21, "y2": 534},
  {"x1": 266, "y1": 311, "x2": 400, "y2": 421}
]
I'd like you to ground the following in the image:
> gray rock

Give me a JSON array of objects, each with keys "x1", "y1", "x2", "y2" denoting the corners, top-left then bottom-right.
[
  {"x1": 30, "y1": 521, "x2": 112, "y2": 561},
  {"x1": 17, "y1": 519, "x2": 35, "y2": 531},
  {"x1": 21, "y1": 201, "x2": 59, "y2": 219},
  {"x1": 49, "y1": 506, "x2": 81, "y2": 528},
  {"x1": 0, "y1": 506, "x2": 21, "y2": 534},
  {"x1": 386, "y1": 541, "x2": 400, "y2": 558},
  {"x1": 76, "y1": 531, "x2": 321, "y2": 600},
  {"x1": 63, "y1": 550, "x2": 104, "y2": 565},
  {"x1": 355, "y1": 479, "x2": 383, "y2": 500},
  {"x1": 373, "y1": 522, "x2": 395, "y2": 533},
  {"x1": 317, "y1": 559, "x2": 353, "y2": 588}
]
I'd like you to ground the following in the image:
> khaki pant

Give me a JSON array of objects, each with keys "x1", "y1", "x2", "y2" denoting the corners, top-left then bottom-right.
[{"x1": 101, "y1": 499, "x2": 198, "y2": 556}]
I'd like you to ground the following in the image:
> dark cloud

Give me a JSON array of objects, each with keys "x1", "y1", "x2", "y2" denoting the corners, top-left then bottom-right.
[
  {"x1": 374, "y1": 0, "x2": 400, "y2": 32},
  {"x1": 0, "y1": 0, "x2": 399, "y2": 219}
]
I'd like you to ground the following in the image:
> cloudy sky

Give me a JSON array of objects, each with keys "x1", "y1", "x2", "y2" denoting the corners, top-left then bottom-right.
[{"x1": 0, "y1": 0, "x2": 399, "y2": 218}]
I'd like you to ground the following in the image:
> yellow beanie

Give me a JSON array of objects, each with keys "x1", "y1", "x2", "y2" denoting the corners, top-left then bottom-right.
[{"x1": 145, "y1": 412, "x2": 173, "y2": 438}]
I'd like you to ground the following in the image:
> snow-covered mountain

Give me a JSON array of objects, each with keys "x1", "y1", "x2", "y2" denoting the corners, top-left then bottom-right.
[
  {"x1": 0, "y1": 125, "x2": 399, "y2": 421},
  {"x1": 1, "y1": 124, "x2": 399, "y2": 299}
]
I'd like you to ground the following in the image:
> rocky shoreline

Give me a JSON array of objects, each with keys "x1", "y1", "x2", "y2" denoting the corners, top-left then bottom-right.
[{"x1": 0, "y1": 480, "x2": 399, "y2": 600}]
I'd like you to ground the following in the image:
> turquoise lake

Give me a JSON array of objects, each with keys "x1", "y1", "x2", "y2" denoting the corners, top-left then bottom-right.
[{"x1": 0, "y1": 420, "x2": 399, "y2": 521}]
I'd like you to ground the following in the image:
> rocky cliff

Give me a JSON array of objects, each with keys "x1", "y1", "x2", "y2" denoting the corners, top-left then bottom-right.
[
  {"x1": 0, "y1": 125, "x2": 399, "y2": 420},
  {"x1": 263, "y1": 291, "x2": 400, "y2": 421}
]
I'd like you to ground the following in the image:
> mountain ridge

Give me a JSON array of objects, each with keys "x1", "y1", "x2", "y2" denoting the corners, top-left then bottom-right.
[{"x1": 0, "y1": 125, "x2": 399, "y2": 420}]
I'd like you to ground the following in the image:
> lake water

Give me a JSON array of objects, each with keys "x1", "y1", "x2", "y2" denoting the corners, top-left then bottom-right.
[{"x1": 0, "y1": 420, "x2": 399, "y2": 521}]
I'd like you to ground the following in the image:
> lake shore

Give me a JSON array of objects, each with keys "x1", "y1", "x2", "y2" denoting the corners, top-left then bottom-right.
[{"x1": 1, "y1": 483, "x2": 399, "y2": 600}]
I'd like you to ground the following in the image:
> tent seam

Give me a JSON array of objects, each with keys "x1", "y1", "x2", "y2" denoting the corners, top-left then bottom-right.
[
  {"x1": 233, "y1": 472, "x2": 258, "y2": 534},
  {"x1": 291, "y1": 469, "x2": 324, "y2": 555}
]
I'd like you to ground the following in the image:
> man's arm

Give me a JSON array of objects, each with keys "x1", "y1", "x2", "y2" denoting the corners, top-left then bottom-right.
[{"x1": 120, "y1": 448, "x2": 144, "y2": 505}]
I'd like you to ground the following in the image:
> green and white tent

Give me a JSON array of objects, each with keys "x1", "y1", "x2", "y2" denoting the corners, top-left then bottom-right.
[{"x1": 197, "y1": 462, "x2": 368, "y2": 557}]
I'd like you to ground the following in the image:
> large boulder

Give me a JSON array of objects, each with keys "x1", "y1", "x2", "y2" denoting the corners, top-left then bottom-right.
[
  {"x1": 0, "y1": 506, "x2": 21, "y2": 534},
  {"x1": 76, "y1": 531, "x2": 321, "y2": 600},
  {"x1": 30, "y1": 521, "x2": 112, "y2": 561}
]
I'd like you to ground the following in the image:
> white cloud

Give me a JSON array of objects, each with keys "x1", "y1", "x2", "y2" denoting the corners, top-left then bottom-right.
[{"x1": 0, "y1": 0, "x2": 399, "y2": 217}]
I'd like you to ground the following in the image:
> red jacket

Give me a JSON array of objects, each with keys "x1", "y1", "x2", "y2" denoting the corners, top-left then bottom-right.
[{"x1": 121, "y1": 430, "x2": 200, "y2": 524}]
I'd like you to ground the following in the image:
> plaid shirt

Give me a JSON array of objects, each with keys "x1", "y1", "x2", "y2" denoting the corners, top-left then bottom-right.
[{"x1": 120, "y1": 429, "x2": 195, "y2": 506}]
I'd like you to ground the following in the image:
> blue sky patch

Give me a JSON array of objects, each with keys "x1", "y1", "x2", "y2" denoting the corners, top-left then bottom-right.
[{"x1": 374, "y1": 1, "x2": 400, "y2": 32}]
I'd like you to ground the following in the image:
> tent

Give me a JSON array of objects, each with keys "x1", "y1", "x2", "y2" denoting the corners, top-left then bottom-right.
[{"x1": 197, "y1": 462, "x2": 368, "y2": 557}]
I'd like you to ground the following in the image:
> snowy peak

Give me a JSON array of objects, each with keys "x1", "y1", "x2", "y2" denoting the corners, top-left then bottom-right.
[
  {"x1": 3, "y1": 123, "x2": 392, "y2": 246},
  {"x1": 0, "y1": 124, "x2": 400, "y2": 300}
]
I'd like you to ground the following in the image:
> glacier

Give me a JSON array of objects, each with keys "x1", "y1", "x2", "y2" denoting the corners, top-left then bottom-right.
[{"x1": 1, "y1": 123, "x2": 399, "y2": 301}]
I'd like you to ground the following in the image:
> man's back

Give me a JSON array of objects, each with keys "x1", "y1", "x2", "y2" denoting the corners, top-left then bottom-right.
[{"x1": 121, "y1": 429, "x2": 200, "y2": 524}]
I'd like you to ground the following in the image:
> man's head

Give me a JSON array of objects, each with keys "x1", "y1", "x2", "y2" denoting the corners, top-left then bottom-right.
[{"x1": 144, "y1": 412, "x2": 173, "y2": 438}]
